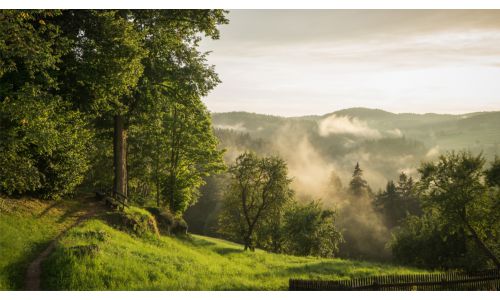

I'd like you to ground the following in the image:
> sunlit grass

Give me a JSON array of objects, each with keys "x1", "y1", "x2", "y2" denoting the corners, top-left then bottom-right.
[
  {"x1": 0, "y1": 197, "x2": 87, "y2": 290},
  {"x1": 43, "y1": 219, "x2": 430, "y2": 290}
]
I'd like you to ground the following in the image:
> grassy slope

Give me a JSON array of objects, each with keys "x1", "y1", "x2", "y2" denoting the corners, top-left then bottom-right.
[
  {"x1": 43, "y1": 219, "x2": 430, "y2": 291},
  {"x1": 0, "y1": 197, "x2": 89, "y2": 290}
]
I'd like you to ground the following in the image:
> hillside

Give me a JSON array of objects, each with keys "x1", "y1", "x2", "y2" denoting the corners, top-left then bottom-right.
[
  {"x1": 212, "y1": 108, "x2": 500, "y2": 154},
  {"x1": 42, "y1": 220, "x2": 428, "y2": 290},
  {"x1": 0, "y1": 197, "x2": 94, "y2": 290},
  {"x1": 0, "y1": 197, "x2": 429, "y2": 291},
  {"x1": 211, "y1": 108, "x2": 500, "y2": 190}
]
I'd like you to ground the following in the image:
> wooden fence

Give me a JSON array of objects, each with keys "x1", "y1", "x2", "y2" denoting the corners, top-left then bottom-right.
[{"x1": 289, "y1": 268, "x2": 500, "y2": 291}]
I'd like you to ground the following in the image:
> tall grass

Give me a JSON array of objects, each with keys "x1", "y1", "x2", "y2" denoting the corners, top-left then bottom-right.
[
  {"x1": 43, "y1": 219, "x2": 430, "y2": 290},
  {"x1": 0, "y1": 197, "x2": 87, "y2": 290}
]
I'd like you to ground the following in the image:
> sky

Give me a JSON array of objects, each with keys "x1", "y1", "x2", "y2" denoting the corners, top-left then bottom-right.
[{"x1": 199, "y1": 10, "x2": 500, "y2": 116}]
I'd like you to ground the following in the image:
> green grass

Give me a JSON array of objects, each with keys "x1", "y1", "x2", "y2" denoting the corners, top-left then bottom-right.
[
  {"x1": 42, "y1": 218, "x2": 431, "y2": 290},
  {"x1": 0, "y1": 197, "x2": 89, "y2": 290}
]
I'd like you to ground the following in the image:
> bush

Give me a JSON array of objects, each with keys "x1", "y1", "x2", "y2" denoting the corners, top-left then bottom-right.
[
  {"x1": 172, "y1": 218, "x2": 188, "y2": 235},
  {"x1": 106, "y1": 206, "x2": 159, "y2": 238},
  {"x1": 0, "y1": 95, "x2": 93, "y2": 200},
  {"x1": 390, "y1": 214, "x2": 490, "y2": 270},
  {"x1": 283, "y1": 201, "x2": 343, "y2": 258},
  {"x1": 145, "y1": 207, "x2": 188, "y2": 236}
]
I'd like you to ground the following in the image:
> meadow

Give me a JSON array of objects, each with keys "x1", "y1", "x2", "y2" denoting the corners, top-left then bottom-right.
[
  {"x1": 0, "y1": 197, "x2": 429, "y2": 291},
  {"x1": 0, "y1": 198, "x2": 88, "y2": 290}
]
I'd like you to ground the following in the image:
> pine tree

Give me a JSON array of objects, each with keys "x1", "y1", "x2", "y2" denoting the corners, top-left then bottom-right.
[{"x1": 348, "y1": 162, "x2": 369, "y2": 197}]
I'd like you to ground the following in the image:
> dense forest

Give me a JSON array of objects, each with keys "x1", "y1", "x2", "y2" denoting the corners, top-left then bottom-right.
[{"x1": 1, "y1": 10, "x2": 499, "y2": 288}]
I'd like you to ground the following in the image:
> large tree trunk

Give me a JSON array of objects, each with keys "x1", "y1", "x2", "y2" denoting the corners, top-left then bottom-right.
[{"x1": 113, "y1": 114, "x2": 128, "y2": 202}]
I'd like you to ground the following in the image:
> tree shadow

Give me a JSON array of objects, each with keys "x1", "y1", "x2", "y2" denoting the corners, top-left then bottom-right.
[
  {"x1": 37, "y1": 202, "x2": 62, "y2": 218},
  {"x1": 275, "y1": 260, "x2": 369, "y2": 279},
  {"x1": 214, "y1": 247, "x2": 244, "y2": 255}
]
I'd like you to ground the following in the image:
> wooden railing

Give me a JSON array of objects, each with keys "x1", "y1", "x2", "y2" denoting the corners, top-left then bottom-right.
[
  {"x1": 113, "y1": 191, "x2": 129, "y2": 211},
  {"x1": 95, "y1": 190, "x2": 129, "y2": 211},
  {"x1": 289, "y1": 269, "x2": 500, "y2": 291}
]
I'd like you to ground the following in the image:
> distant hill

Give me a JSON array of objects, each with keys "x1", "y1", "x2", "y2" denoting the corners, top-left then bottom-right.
[
  {"x1": 211, "y1": 108, "x2": 500, "y2": 192},
  {"x1": 212, "y1": 108, "x2": 500, "y2": 159}
]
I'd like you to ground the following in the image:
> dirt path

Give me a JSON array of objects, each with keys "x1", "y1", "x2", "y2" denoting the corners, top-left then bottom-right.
[{"x1": 24, "y1": 201, "x2": 102, "y2": 291}]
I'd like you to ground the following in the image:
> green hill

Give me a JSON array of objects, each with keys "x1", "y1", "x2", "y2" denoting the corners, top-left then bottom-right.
[
  {"x1": 0, "y1": 197, "x2": 429, "y2": 291},
  {"x1": 43, "y1": 219, "x2": 428, "y2": 290},
  {"x1": 0, "y1": 197, "x2": 90, "y2": 290},
  {"x1": 211, "y1": 108, "x2": 500, "y2": 188}
]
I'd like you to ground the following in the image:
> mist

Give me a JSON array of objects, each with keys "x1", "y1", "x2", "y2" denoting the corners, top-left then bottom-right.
[{"x1": 205, "y1": 108, "x2": 500, "y2": 260}]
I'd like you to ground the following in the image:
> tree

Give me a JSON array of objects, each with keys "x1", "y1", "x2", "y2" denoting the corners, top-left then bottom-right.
[
  {"x1": 218, "y1": 152, "x2": 293, "y2": 251},
  {"x1": 485, "y1": 156, "x2": 500, "y2": 187},
  {"x1": 391, "y1": 213, "x2": 474, "y2": 269},
  {"x1": 339, "y1": 162, "x2": 389, "y2": 260},
  {"x1": 55, "y1": 10, "x2": 228, "y2": 203},
  {"x1": 417, "y1": 151, "x2": 500, "y2": 268},
  {"x1": 374, "y1": 173, "x2": 421, "y2": 229},
  {"x1": 126, "y1": 10, "x2": 228, "y2": 212},
  {"x1": 348, "y1": 162, "x2": 370, "y2": 197},
  {"x1": 374, "y1": 180, "x2": 400, "y2": 228},
  {"x1": 0, "y1": 10, "x2": 92, "y2": 199},
  {"x1": 54, "y1": 10, "x2": 147, "y2": 200},
  {"x1": 283, "y1": 200, "x2": 343, "y2": 258},
  {"x1": 396, "y1": 172, "x2": 421, "y2": 217}
]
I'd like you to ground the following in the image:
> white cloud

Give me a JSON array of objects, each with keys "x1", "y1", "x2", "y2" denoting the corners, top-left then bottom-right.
[
  {"x1": 386, "y1": 128, "x2": 403, "y2": 137},
  {"x1": 426, "y1": 146, "x2": 440, "y2": 158},
  {"x1": 214, "y1": 123, "x2": 247, "y2": 132},
  {"x1": 318, "y1": 114, "x2": 381, "y2": 138}
]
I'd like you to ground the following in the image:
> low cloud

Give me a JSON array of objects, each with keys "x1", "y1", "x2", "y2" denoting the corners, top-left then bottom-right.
[
  {"x1": 386, "y1": 128, "x2": 403, "y2": 137},
  {"x1": 214, "y1": 123, "x2": 247, "y2": 132},
  {"x1": 426, "y1": 145, "x2": 440, "y2": 158},
  {"x1": 318, "y1": 114, "x2": 382, "y2": 138}
]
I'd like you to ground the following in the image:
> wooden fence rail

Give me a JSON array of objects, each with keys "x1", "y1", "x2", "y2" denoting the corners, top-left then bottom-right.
[{"x1": 289, "y1": 268, "x2": 500, "y2": 291}]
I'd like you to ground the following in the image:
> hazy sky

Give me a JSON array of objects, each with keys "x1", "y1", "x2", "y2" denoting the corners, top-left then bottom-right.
[{"x1": 199, "y1": 10, "x2": 500, "y2": 116}]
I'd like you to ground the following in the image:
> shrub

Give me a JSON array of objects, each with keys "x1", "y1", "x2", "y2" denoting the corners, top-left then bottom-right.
[
  {"x1": 172, "y1": 217, "x2": 188, "y2": 235},
  {"x1": 145, "y1": 207, "x2": 188, "y2": 236},
  {"x1": 283, "y1": 201, "x2": 343, "y2": 258},
  {"x1": 0, "y1": 95, "x2": 93, "y2": 200},
  {"x1": 106, "y1": 206, "x2": 159, "y2": 238}
]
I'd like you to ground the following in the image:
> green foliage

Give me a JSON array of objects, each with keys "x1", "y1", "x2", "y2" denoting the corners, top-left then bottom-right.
[
  {"x1": 218, "y1": 153, "x2": 342, "y2": 257},
  {"x1": 145, "y1": 207, "x2": 188, "y2": 236},
  {"x1": 0, "y1": 9, "x2": 229, "y2": 204},
  {"x1": 391, "y1": 151, "x2": 500, "y2": 269},
  {"x1": 55, "y1": 10, "x2": 147, "y2": 114},
  {"x1": 374, "y1": 173, "x2": 421, "y2": 229},
  {"x1": 485, "y1": 156, "x2": 500, "y2": 187},
  {"x1": 0, "y1": 11, "x2": 92, "y2": 199},
  {"x1": 283, "y1": 200, "x2": 343, "y2": 258},
  {"x1": 107, "y1": 206, "x2": 159, "y2": 238},
  {"x1": 218, "y1": 152, "x2": 293, "y2": 251},
  {"x1": 42, "y1": 219, "x2": 428, "y2": 290},
  {"x1": 348, "y1": 162, "x2": 371, "y2": 197},
  {"x1": 0, "y1": 96, "x2": 92, "y2": 199},
  {"x1": 184, "y1": 174, "x2": 227, "y2": 236},
  {"x1": 121, "y1": 10, "x2": 228, "y2": 211},
  {"x1": 391, "y1": 214, "x2": 473, "y2": 269}
]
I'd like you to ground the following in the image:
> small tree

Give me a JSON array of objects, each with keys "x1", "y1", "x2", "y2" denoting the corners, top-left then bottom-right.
[
  {"x1": 417, "y1": 151, "x2": 500, "y2": 269},
  {"x1": 218, "y1": 152, "x2": 293, "y2": 251},
  {"x1": 283, "y1": 200, "x2": 343, "y2": 258},
  {"x1": 348, "y1": 162, "x2": 370, "y2": 197},
  {"x1": 374, "y1": 180, "x2": 400, "y2": 228}
]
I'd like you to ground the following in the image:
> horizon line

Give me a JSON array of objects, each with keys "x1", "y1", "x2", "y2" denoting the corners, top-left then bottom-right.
[{"x1": 208, "y1": 106, "x2": 500, "y2": 118}]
